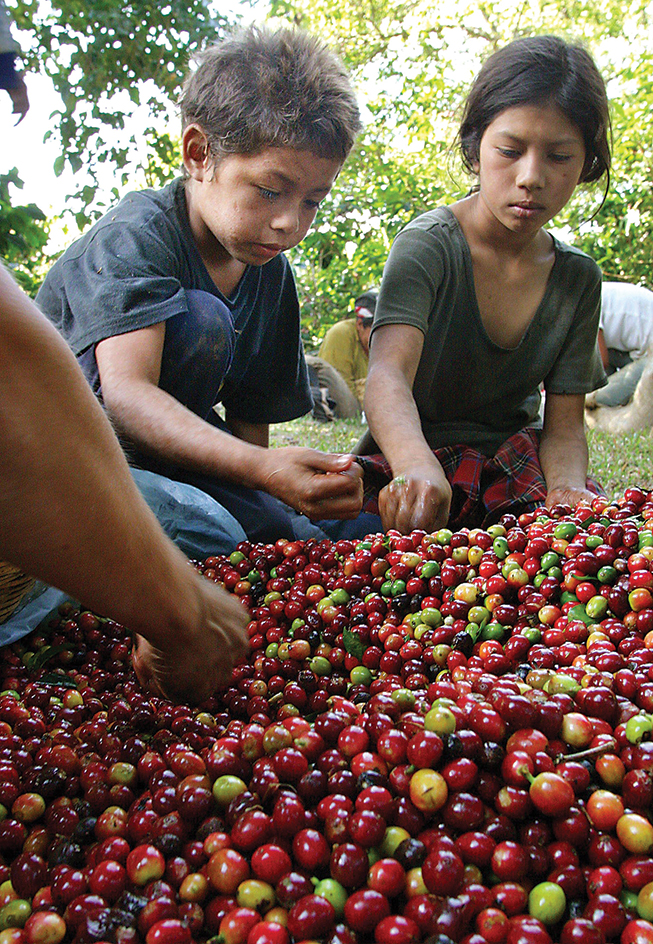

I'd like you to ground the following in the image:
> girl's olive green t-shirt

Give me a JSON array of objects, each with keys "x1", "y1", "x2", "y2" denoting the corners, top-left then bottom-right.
[{"x1": 372, "y1": 207, "x2": 607, "y2": 456}]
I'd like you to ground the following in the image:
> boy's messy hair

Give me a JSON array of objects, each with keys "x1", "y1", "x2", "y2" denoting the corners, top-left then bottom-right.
[
  {"x1": 180, "y1": 25, "x2": 361, "y2": 163},
  {"x1": 458, "y1": 35, "x2": 611, "y2": 185}
]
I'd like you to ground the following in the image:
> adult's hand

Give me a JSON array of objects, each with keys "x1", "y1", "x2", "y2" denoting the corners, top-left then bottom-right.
[
  {"x1": 8, "y1": 75, "x2": 29, "y2": 124},
  {"x1": 132, "y1": 576, "x2": 249, "y2": 704},
  {"x1": 262, "y1": 448, "x2": 364, "y2": 520},
  {"x1": 378, "y1": 461, "x2": 452, "y2": 534}
]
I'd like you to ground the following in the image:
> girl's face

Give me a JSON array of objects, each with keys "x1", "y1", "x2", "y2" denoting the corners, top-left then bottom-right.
[{"x1": 474, "y1": 102, "x2": 586, "y2": 237}]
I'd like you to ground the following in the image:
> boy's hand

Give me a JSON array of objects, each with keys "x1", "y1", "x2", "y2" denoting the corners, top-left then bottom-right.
[
  {"x1": 378, "y1": 462, "x2": 452, "y2": 535},
  {"x1": 262, "y1": 448, "x2": 364, "y2": 520},
  {"x1": 132, "y1": 578, "x2": 249, "y2": 704}
]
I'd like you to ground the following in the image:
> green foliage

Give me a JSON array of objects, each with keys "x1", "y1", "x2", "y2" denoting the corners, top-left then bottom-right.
[
  {"x1": 279, "y1": 0, "x2": 653, "y2": 331},
  {"x1": 3, "y1": 0, "x2": 653, "y2": 322},
  {"x1": 295, "y1": 135, "x2": 451, "y2": 347},
  {"x1": 570, "y1": 47, "x2": 653, "y2": 286},
  {"x1": 10, "y1": 0, "x2": 230, "y2": 224},
  {"x1": 0, "y1": 169, "x2": 49, "y2": 294}
]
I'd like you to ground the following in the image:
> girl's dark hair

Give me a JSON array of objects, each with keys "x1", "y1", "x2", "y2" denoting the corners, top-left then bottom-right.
[
  {"x1": 458, "y1": 35, "x2": 611, "y2": 185},
  {"x1": 180, "y1": 25, "x2": 361, "y2": 162}
]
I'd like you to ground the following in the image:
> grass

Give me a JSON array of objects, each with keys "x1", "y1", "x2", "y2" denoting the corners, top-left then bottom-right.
[
  {"x1": 270, "y1": 415, "x2": 367, "y2": 453},
  {"x1": 586, "y1": 428, "x2": 653, "y2": 498},
  {"x1": 270, "y1": 416, "x2": 653, "y2": 500}
]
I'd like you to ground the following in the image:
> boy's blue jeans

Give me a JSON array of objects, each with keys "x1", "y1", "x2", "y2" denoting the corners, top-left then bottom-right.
[{"x1": 130, "y1": 290, "x2": 375, "y2": 544}]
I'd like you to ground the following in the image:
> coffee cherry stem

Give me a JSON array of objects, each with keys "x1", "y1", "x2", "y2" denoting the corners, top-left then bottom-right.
[{"x1": 553, "y1": 737, "x2": 618, "y2": 765}]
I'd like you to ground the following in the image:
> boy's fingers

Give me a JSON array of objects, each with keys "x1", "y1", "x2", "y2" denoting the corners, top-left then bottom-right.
[{"x1": 306, "y1": 451, "x2": 354, "y2": 472}]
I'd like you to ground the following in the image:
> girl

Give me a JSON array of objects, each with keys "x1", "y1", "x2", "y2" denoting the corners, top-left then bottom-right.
[{"x1": 361, "y1": 34, "x2": 611, "y2": 534}]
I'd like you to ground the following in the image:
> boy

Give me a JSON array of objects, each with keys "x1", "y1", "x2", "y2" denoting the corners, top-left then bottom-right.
[{"x1": 37, "y1": 26, "x2": 364, "y2": 543}]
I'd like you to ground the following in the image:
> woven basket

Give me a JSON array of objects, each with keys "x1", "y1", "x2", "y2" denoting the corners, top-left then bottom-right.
[{"x1": 0, "y1": 560, "x2": 36, "y2": 624}]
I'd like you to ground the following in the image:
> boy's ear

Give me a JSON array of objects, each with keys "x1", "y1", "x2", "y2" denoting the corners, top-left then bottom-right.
[{"x1": 182, "y1": 125, "x2": 211, "y2": 180}]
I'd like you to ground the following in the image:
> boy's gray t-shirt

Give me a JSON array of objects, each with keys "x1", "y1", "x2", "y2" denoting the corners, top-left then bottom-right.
[
  {"x1": 372, "y1": 207, "x2": 607, "y2": 456},
  {"x1": 36, "y1": 179, "x2": 312, "y2": 425}
]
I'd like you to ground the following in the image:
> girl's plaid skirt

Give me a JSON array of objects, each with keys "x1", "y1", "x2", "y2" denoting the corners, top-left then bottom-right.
[{"x1": 356, "y1": 428, "x2": 601, "y2": 531}]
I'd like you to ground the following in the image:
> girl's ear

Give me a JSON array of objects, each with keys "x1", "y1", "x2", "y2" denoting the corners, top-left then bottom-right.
[
  {"x1": 182, "y1": 125, "x2": 211, "y2": 180},
  {"x1": 465, "y1": 142, "x2": 480, "y2": 175}
]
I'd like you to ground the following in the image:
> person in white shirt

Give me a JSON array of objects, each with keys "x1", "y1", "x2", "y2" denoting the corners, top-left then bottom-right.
[{"x1": 589, "y1": 282, "x2": 653, "y2": 409}]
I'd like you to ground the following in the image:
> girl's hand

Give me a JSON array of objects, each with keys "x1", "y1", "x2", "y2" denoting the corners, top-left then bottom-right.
[
  {"x1": 545, "y1": 485, "x2": 595, "y2": 510},
  {"x1": 378, "y1": 464, "x2": 452, "y2": 534}
]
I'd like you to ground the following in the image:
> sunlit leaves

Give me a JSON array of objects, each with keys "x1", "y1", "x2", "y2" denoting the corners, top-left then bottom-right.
[
  {"x1": 11, "y1": 0, "x2": 230, "y2": 221},
  {"x1": 280, "y1": 0, "x2": 653, "y2": 338},
  {"x1": 0, "y1": 169, "x2": 49, "y2": 293}
]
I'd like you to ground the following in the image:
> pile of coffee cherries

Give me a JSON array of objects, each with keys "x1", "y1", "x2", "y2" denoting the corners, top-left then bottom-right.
[{"x1": 3, "y1": 489, "x2": 653, "y2": 944}]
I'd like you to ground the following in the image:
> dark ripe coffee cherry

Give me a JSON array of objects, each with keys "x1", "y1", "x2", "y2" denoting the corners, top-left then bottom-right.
[
  {"x1": 73, "y1": 799, "x2": 94, "y2": 820},
  {"x1": 452, "y1": 631, "x2": 474, "y2": 656},
  {"x1": 24, "y1": 765, "x2": 68, "y2": 800},
  {"x1": 441, "y1": 733, "x2": 465, "y2": 762},
  {"x1": 154, "y1": 833, "x2": 183, "y2": 857},
  {"x1": 47, "y1": 838, "x2": 85, "y2": 868},
  {"x1": 115, "y1": 891, "x2": 150, "y2": 919},
  {"x1": 390, "y1": 593, "x2": 412, "y2": 615},
  {"x1": 393, "y1": 837, "x2": 427, "y2": 870},
  {"x1": 73, "y1": 816, "x2": 98, "y2": 845},
  {"x1": 478, "y1": 741, "x2": 505, "y2": 769}
]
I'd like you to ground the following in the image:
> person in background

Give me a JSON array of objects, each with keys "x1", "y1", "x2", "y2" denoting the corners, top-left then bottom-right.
[
  {"x1": 586, "y1": 281, "x2": 653, "y2": 409},
  {"x1": 0, "y1": 0, "x2": 28, "y2": 123},
  {"x1": 318, "y1": 289, "x2": 378, "y2": 414},
  {"x1": 36, "y1": 25, "x2": 365, "y2": 545},
  {"x1": 0, "y1": 263, "x2": 248, "y2": 704}
]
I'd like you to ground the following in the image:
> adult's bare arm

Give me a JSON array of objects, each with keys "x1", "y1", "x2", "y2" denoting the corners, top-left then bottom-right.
[
  {"x1": 96, "y1": 328, "x2": 362, "y2": 520},
  {"x1": 364, "y1": 324, "x2": 451, "y2": 533},
  {"x1": 0, "y1": 266, "x2": 248, "y2": 703},
  {"x1": 540, "y1": 392, "x2": 594, "y2": 509},
  {"x1": 8, "y1": 74, "x2": 28, "y2": 123}
]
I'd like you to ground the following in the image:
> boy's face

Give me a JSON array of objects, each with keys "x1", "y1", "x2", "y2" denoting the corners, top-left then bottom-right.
[{"x1": 184, "y1": 135, "x2": 342, "y2": 268}]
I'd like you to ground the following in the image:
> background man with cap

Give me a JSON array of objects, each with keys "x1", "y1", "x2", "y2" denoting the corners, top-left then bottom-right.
[{"x1": 315, "y1": 289, "x2": 378, "y2": 416}]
